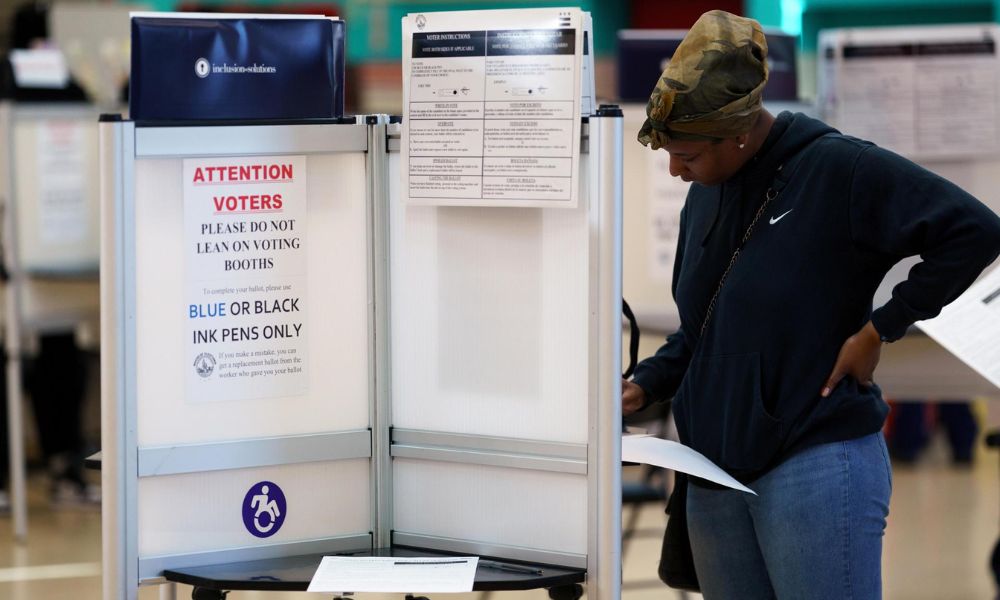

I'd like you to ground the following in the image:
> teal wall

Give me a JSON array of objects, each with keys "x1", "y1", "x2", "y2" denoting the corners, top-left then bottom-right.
[
  {"x1": 747, "y1": 0, "x2": 996, "y2": 52},
  {"x1": 138, "y1": 0, "x2": 628, "y2": 62}
]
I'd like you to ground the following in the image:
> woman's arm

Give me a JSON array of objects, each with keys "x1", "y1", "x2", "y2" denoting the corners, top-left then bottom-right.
[{"x1": 850, "y1": 145, "x2": 1000, "y2": 342}]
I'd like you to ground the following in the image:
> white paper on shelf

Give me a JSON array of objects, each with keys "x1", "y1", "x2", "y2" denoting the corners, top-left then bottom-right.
[
  {"x1": 916, "y1": 264, "x2": 1000, "y2": 391},
  {"x1": 307, "y1": 556, "x2": 479, "y2": 593},
  {"x1": 622, "y1": 435, "x2": 756, "y2": 495}
]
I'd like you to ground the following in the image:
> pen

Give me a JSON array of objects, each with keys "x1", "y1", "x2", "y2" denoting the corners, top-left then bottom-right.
[
  {"x1": 393, "y1": 560, "x2": 469, "y2": 565},
  {"x1": 479, "y1": 561, "x2": 543, "y2": 576}
]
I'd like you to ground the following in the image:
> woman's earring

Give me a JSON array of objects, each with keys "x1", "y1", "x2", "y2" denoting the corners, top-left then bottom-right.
[{"x1": 739, "y1": 143, "x2": 746, "y2": 149}]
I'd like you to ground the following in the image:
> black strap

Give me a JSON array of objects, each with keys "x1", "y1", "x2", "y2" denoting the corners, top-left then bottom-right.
[{"x1": 622, "y1": 298, "x2": 640, "y2": 379}]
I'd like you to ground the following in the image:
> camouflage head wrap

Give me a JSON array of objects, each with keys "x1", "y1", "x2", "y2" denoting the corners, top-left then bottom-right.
[{"x1": 638, "y1": 10, "x2": 769, "y2": 149}]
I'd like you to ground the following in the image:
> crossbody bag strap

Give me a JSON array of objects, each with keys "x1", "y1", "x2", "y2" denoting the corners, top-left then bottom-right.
[
  {"x1": 696, "y1": 131, "x2": 831, "y2": 337},
  {"x1": 699, "y1": 172, "x2": 780, "y2": 337}
]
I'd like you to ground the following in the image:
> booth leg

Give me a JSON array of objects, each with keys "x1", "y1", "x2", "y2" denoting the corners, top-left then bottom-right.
[
  {"x1": 191, "y1": 587, "x2": 228, "y2": 600},
  {"x1": 547, "y1": 584, "x2": 584, "y2": 600}
]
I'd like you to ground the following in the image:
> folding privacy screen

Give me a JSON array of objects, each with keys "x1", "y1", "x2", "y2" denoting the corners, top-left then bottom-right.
[
  {"x1": 100, "y1": 113, "x2": 623, "y2": 600},
  {"x1": 1, "y1": 101, "x2": 102, "y2": 541}
]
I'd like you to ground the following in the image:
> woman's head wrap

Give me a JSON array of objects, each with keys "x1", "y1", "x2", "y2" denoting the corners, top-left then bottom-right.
[{"x1": 638, "y1": 10, "x2": 769, "y2": 149}]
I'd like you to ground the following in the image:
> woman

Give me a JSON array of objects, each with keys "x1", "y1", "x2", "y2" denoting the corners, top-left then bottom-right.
[{"x1": 622, "y1": 10, "x2": 1000, "y2": 599}]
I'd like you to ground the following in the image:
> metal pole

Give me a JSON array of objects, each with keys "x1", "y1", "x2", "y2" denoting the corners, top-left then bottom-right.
[
  {"x1": 367, "y1": 115, "x2": 394, "y2": 549},
  {"x1": 1, "y1": 102, "x2": 28, "y2": 542},
  {"x1": 590, "y1": 105, "x2": 624, "y2": 600}
]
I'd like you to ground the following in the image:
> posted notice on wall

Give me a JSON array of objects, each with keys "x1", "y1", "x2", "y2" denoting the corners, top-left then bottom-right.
[
  {"x1": 646, "y1": 148, "x2": 688, "y2": 283},
  {"x1": 184, "y1": 155, "x2": 307, "y2": 403},
  {"x1": 820, "y1": 25, "x2": 1000, "y2": 159},
  {"x1": 36, "y1": 119, "x2": 89, "y2": 244},
  {"x1": 916, "y1": 264, "x2": 1000, "y2": 391},
  {"x1": 402, "y1": 7, "x2": 583, "y2": 208}
]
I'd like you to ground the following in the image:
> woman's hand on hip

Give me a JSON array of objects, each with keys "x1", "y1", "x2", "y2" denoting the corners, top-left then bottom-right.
[{"x1": 821, "y1": 320, "x2": 882, "y2": 397}]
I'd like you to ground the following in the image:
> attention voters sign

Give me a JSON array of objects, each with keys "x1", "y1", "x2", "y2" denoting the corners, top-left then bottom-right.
[{"x1": 183, "y1": 155, "x2": 307, "y2": 403}]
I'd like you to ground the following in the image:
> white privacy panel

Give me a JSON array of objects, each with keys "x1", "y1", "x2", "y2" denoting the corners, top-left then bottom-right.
[
  {"x1": 12, "y1": 113, "x2": 101, "y2": 272},
  {"x1": 138, "y1": 459, "x2": 370, "y2": 557},
  {"x1": 621, "y1": 103, "x2": 681, "y2": 333},
  {"x1": 393, "y1": 458, "x2": 588, "y2": 556},
  {"x1": 388, "y1": 153, "x2": 590, "y2": 444},
  {"x1": 135, "y1": 153, "x2": 370, "y2": 446}
]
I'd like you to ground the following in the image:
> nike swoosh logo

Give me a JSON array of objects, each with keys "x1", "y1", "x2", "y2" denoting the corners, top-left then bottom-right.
[{"x1": 769, "y1": 209, "x2": 793, "y2": 225}]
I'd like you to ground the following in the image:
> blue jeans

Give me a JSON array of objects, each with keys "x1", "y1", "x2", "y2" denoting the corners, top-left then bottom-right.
[{"x1": 686, "y1": 433, "x2": 892, "y2": 599}]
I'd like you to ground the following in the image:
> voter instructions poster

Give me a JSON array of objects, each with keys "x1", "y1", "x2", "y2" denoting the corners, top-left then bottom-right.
[
  {"x1": 402, "y1": 8, "x2": 583, "y2": 208},
  {"x1": 36, "y1": 119, "x2": 89, "y2": 244},
  {"x1": 183, "y1": 155, "x2": 308, "y2": 403}
]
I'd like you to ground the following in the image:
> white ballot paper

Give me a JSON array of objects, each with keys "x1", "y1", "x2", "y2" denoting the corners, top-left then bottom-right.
[
  {"x1": 308, "y1": 556, "x2": 480, "y2": 593},
  {"x1": 622, "y1": 435, "x2": 757, "y2": 495},
  {"x1": 916, "y1": 264, "x2": 1000, "y2": 390},
  {"x1": 402, "y1": 7, "x2": 583, "y2": 208}
]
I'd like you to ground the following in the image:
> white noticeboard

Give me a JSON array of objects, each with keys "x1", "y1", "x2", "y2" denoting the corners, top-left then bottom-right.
[
  {"x1": 183, "y1": 156, "x2": 308, "y2": 403},
  {"x1": 818, "y1": 24, "x2": 1000, "y2": 160},
  {"x1": 645, "y1": 148, "x2": 688, "y2": 284},
  {"x1": 402, "y1": 7, "x2": 584, "y2": 208},
  {"x1": 36, "y1": 119, "x2": 90, "y2": 244}
]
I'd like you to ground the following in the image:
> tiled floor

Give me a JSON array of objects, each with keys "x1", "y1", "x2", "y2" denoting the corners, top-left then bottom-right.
[{"x1": 0, "y1": 432, "x2": 997, "y2": 600}]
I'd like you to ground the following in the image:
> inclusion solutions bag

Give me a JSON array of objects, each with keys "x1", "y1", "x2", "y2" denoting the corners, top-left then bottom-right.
[{"x1": 130, "y1": 13, "x2": 345, "y2": 121}]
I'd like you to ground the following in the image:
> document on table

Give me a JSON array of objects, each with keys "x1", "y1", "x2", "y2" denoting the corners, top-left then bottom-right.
[
  {"x1": 307, "y1": 556, "x2": 480, "y2": 593},
  {"x1": 401, "y1": 7, "x2": 583, "y2": 208},
  {"x1": 916, "y1": 264, "x2": 1000, "y2": 391},
  {"x1": 622, "y1": 435, "x2": 757, "y2": 495}
]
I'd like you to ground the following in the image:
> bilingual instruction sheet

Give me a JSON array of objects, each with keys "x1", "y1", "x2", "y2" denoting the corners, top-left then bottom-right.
[
  {"x1": 402, "y1": 8, "x2": 583, "y2": 208},
  {"x1": 916, "y1": 265, "x2": 1000, "y2": 391},
  {"x1": 821, "y1": 25, "x2": 1000, "y2": 159},
  {"x1": 183, "y1": 155, "x2": 308, "y2": 403},
  {"x1": 308, "y1": 556, "x2": 479, "y2": 593}
]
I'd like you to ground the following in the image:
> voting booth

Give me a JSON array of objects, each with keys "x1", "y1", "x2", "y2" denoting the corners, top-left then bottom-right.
[
  {"x1": 1, "y1": 100, "x2": 103, "y2": 541},
  {"x1": 101, "y1": 8, "x2": 622, "y2": 600}
]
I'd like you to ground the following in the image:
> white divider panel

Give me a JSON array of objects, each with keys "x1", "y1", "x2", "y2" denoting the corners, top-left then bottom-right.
[
  {"x1": 387, "y1": 128, "x2": 601, "y2": 568},
  {"x1": 392, "y1": 458, "x2": 587, "y2": 556},
  {"x1": 138, "y1": 459, "x2": 370, "y2": 556},
  {"x1": 134, "y1": 152, "x2": 370, "y2": 446},
  {"x1": 621, "y1": 103, "x2": 680, "y2": 333},
  {"x1": 388, "y1": 152, "x2": 590, "y2": 444},
  {"x1": 11, "y1": 106, "x2": 101, "y2": 273}
]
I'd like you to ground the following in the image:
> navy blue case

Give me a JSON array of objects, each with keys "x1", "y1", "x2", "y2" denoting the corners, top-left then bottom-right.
[{"x1": 130, "y1": 16, "x2": 345, "y2": 121}]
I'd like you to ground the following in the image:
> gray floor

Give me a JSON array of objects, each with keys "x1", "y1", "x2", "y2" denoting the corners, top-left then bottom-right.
[{"x1": 0, "y1": 427, "x2": 997, "y2": 600}]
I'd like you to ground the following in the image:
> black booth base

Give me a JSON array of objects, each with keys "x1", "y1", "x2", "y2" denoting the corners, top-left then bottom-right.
[{"x1": 162, "y1": 546, "x2": 586, "y2": 594}]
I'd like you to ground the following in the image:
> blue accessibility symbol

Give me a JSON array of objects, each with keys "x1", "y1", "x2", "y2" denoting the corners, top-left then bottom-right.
[{"x1": 242, "y1": 481, "x2": 286, "y2": 538}]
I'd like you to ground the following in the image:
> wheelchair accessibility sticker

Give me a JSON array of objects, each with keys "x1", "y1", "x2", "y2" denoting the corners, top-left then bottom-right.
[{"x1": 242, "y1": 481, "x2": 286, "y2": 538}]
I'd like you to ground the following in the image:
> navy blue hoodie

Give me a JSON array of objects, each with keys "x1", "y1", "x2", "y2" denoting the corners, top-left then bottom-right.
[{"x1": 632, "y1": 112, "x2": 1000, "y2": 482}]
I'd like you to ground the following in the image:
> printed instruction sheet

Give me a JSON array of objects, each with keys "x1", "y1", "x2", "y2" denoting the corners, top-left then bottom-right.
[
  {"x1": 916, "y1": 264, "x2": 1000, "y2": 391},
  {"x1": 308, "y1": 556, "x2": 479, "y2": 593},
  {"x1": 183, "y1": 155, "x2": 308, "y2": 403},
  {"x1": 402, "y1": 8, "x2": 583, "y2": 208}
]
